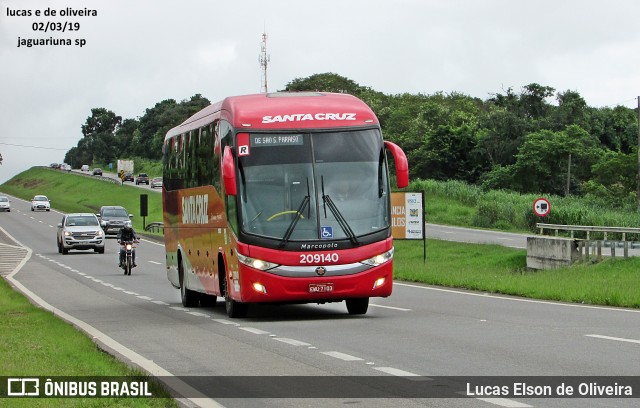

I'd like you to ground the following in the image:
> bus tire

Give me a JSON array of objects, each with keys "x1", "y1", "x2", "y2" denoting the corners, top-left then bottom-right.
[
  {"x1": 221, "y1": 273, "x2": 247, "y2": 318},
  {"x1": 179, "y1": 256, "x2": 199, "y2": 307},
  {"x1": 346, "y1": 298, "x2": 369, "y2": 315}
]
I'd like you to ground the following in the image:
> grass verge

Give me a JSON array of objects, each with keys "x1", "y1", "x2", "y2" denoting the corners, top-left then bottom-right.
[
  {"x1": 394, "y1": 240, "x2": 640, "y2": 308},
  {"x1": 0, "y1": 167, "x2": 162, "y2": 235},
  {"x1": 0, "y1": 278, "x2": 177, "y2": 407}
]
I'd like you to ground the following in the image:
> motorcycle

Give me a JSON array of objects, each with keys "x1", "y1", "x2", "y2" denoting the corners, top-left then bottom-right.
[{"x1": 119, "y1": 240, "x2": 138, "y2": 275}]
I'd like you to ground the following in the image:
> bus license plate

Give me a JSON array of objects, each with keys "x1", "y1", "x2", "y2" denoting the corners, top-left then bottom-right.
[{"x1": 309, "y1": 283, "x2": 333, "y2": 293}]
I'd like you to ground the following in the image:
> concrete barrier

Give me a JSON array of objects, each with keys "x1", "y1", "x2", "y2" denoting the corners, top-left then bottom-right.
[{"x1": 527, "y1": 236, "x2": 579, "y2": 270}]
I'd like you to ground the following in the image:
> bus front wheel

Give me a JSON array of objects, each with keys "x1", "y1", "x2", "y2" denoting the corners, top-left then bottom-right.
[
  {"x1": 346, "y1": 298, "x2": 369, "y2": 315},
  {"x1": 221, "y1": 273, "x2": 248, "y2": 318}
]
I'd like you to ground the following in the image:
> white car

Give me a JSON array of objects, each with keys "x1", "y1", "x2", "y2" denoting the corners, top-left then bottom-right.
[
  {"x1": 0, "y1": 196, "x2": 10, "y2": 212},
  {"x1": 57, "y1": 213, "x2": 105, "y2": 254},
  {"x1": 31, "y1": 195, "x2": 51, "y2": 211}
]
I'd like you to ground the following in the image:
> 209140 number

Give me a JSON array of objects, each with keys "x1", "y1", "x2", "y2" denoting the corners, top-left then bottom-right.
[{"x1": 300, "y1": 253, "x2": 339, "y2": 264}]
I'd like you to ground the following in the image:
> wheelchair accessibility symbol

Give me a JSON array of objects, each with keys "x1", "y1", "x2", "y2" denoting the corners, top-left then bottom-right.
[{"x1": 321, "y1": 226, "x2": 333, "y2": 239}]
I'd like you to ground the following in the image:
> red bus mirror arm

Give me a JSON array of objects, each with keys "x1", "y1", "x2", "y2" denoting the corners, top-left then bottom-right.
[
  {"x1": 384, "y1": 141, "x2": 409, "y2": 188},
  {"x1": 223, "y1": 146, "x2": 237, "y2": 196}
]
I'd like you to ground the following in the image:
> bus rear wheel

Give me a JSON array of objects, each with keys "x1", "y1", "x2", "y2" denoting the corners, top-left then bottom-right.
[
  {"x1": 221, "y1": 273, "x2": 247, "y2": 318},
  {"x1": 346, "y1": 298, "x2": 369, "y2": 315}
]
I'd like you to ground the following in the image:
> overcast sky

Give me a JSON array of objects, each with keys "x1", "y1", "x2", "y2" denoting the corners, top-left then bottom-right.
[{"x1": 2, "y1": 0, "x2": 640, "y2": 183}]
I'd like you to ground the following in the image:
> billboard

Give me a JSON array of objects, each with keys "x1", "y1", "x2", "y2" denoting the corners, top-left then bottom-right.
[{"x1": 391, "y1": 192, "x2": 424, "y2": 240}]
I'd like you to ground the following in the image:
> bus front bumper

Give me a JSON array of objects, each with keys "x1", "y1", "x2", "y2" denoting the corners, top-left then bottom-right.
[{"x1": 236, "y1": 261, "x2": 393, "y2": 304}]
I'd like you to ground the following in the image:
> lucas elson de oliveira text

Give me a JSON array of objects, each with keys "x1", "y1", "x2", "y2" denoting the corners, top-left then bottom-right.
[{"x1": 467, "y1": 382, "x2": 633, "y2": 397}]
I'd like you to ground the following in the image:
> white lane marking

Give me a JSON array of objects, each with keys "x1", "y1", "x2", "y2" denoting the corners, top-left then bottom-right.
[
  {"x1": 476, "y1": 398, "x2": 532, "y2": 408},
  {"x1": 586, "y1": 334, "x2": 640, "y2": 345},
  {"x1": 152, "y1": 300, "x2": 169, "y2": 305},
  {"x1": 187, "y1": 312, "x2": 210, "y2": 318},
  {"x1": 148, "y1": 261, "x2": 161, "y2": 265},
  {"x1": 370, "y1": 304, "x2": 411, "y2": 311},
  {"x1": 321, "y1": 351, "x2": 363, "y2": 361},
  {"x1": 274, "y1": 338, "x2": 311, "y2": 347},
  {"x1": 123, "y1": 290, "x2": 138, "y2": 295},
  {"x1": 373, "y1": 367, "x2": 420, "y2": 377},
  {"x1": 240, "y1": 327, "x2": 270, "y2": 335},
  {"x1": 170, "y1": 306, "x2": 189, "y2": 311},
  {"x1": 395, "y1": 282, "x2": 640, "y2": 313},
  {"x1": 137, "y1": 296, "x2": 153, "y2": 301},
  {"x1": 212, "y1": 318, "x2": 240, "y2": 325}
]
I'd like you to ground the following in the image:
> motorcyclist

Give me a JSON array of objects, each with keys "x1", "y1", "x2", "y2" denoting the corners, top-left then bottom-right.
[{"x1": 117, "y1": 221, "x2": 139, "y2": 267}]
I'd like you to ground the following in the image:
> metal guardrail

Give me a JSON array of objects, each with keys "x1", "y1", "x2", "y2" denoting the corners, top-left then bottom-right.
[
  {"x1": 536, "y1": 223, "x2": 640, "y2": 259},
  {"x1": 145, "y1": 222, "x2": 164, "y2": 233},
  {"x1": 536, "y1": 223, "x2": 640, "y2": 240}
]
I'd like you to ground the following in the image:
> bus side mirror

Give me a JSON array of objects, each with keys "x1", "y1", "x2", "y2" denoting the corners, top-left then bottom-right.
[
  {"x1": 223, "y1": 146, "x2": 237, "y2": 196},
  {"x1": 384, "y1": 141, "x2": 409, "y2": 188}
]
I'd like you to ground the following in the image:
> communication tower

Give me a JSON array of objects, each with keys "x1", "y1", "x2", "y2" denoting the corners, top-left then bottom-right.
[{"x1": 259, "y1": 32, "x2": 270, "y2": 93}]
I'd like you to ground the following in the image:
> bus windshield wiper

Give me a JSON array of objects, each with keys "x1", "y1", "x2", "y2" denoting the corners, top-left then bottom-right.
[
  {"x1": 321, "y1": 177, "x2": 359, "y2": 246},
  {"x1": 279, "y1": 178, "x2": 310, "y2": 248}
]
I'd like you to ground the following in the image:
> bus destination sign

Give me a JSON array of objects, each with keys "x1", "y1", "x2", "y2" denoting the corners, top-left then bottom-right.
[{"x1": 251, "y1": 134, "x2": 304, "y2": 147}]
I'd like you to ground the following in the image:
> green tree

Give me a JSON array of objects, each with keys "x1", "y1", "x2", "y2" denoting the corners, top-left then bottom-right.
[
  {"x1": 485, "y1": 125, "x2": 600, "y2": 194},
  {"x1": 582, "y1": 150, "x2": 637, "y2": 208},
  {"x1": 81, "y1": 108, "x2": 122, "y2": 137},
  {"x1": 135, "y1": 94, "x2": 210, "y2": 159},
  {"x1": 283, "y1": 72, "x2": 368, "y2": 95},
  {"x1": 552, "y1": 90, "x2": 589, "y2": 132},
  {"x1": 78, "y1": 108, "x2": 122, "y2": 164}
]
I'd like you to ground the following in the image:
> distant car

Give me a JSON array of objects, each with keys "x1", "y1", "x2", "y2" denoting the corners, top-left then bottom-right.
[
  {"x1": 57, "y1": 213, "x2": 105, "y2": 254},
  {"x1": 31, "y1": 195, "x2": 51, "y2": 211},
  {"x1": 81, "y1": 164, "x2": 89, "y2": 172},
  {"x1": 150, "y1": 177, "x2": 163, "y2": 189},
  {"x1": 0, "y1": 196, "x2": 10, "y2": 212},
  {"x1": 97, "y1": 205, "x2": 132, "y2": 235},
  {"x1": 49, "y1": 163, "x2": 58, "y2": 168},
  {"x1": 136, "y1": 173, "x2": 150, "y2": 185},
  {"x1": 123, "y1": 172, "x2": 134, "y2": 182},
  {"x1": 93, "y1": 168, "x2": 103, "y2": 176}
]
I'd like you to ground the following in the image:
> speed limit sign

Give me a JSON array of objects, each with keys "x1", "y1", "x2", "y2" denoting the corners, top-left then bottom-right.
[{"x1": 533, "y1": 197, "x2": 551, "y2": 217}]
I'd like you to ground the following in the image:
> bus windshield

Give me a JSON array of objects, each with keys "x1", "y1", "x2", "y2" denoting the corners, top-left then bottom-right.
[{"x1": 238, "y1": 129, "x2": 390, "y2": 244}]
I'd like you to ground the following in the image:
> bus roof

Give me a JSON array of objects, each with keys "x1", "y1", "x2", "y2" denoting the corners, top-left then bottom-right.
[{"x1": 165, "y1": 92, "x2": 379, "y2": 140}]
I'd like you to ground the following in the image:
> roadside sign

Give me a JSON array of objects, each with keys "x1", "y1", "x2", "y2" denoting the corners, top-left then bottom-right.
[
  {"x1": 391, "y1": 191, "x2": 426, "y2": 261},
  {"x1": 391, "y1": 192, "x2": 424, "y2": 239},
  {"x1": 533, "y1": 197, "x2": 551, "y2": 217}
]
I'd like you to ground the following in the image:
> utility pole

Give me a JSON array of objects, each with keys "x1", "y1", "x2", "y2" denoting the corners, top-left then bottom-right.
[{"x1": 259, "y1": 31, "x2": 270, "y2": 93}]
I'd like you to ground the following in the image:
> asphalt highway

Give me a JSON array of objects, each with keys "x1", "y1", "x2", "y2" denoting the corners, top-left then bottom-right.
[{"x1": 1, "y1": 194, "x2": 639, "y2": 408}]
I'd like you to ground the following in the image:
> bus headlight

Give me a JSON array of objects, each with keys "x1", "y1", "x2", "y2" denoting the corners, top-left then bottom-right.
[
  {"x1": 360, "y1": 248, "x2": 394, "y2": 267},
  {"x1": 238, "y1": 254, "x2": 279, "y2": 271}
]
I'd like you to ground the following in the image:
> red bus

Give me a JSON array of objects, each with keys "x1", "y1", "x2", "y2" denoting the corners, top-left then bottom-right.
[{"x1": 162, "y1": 92, "x2": 408, "y2": 317}]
